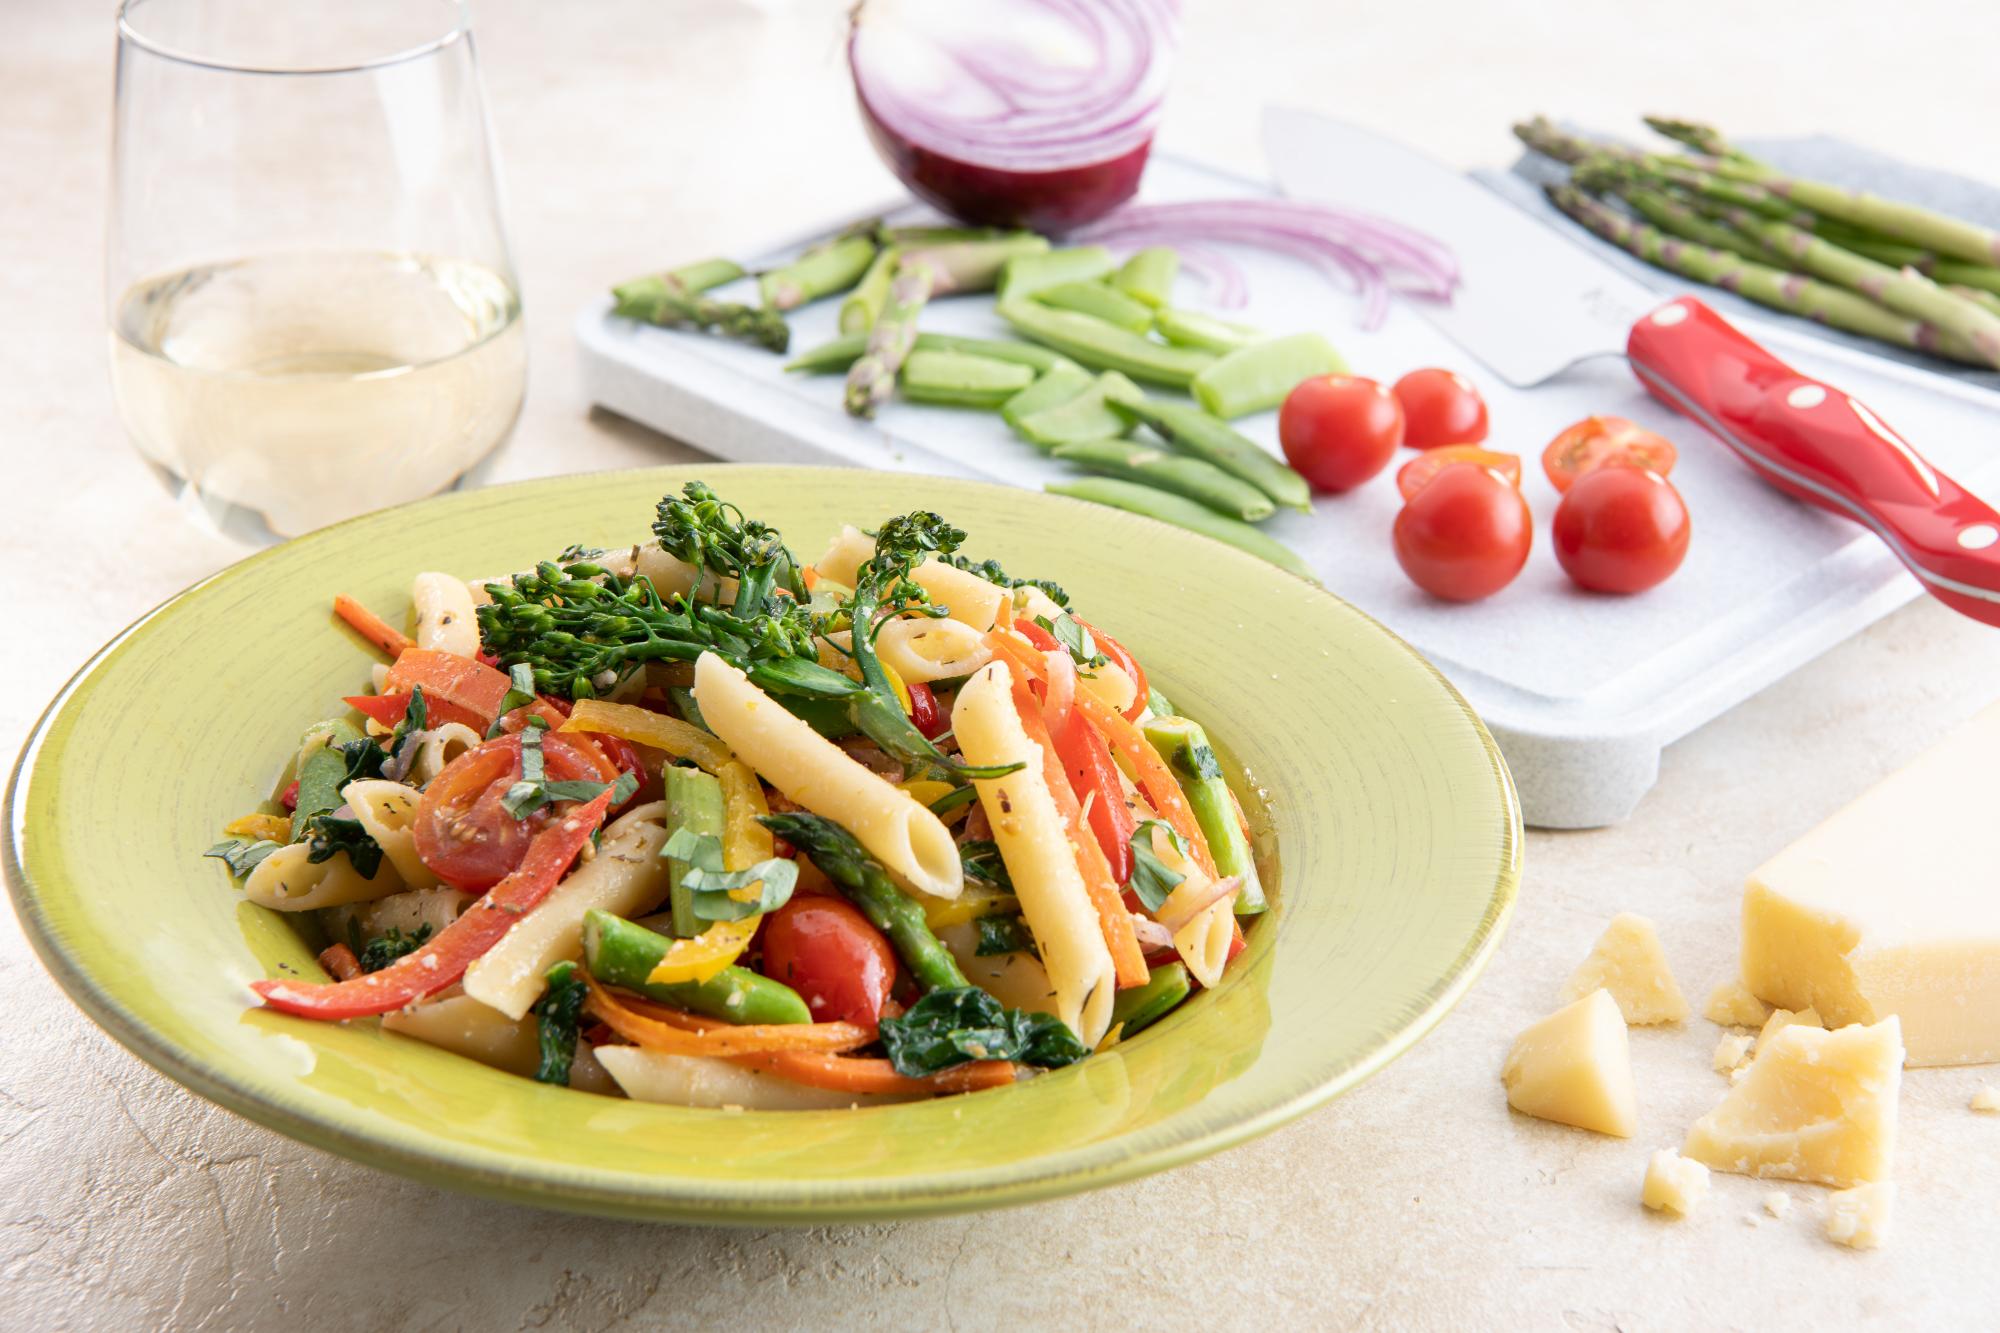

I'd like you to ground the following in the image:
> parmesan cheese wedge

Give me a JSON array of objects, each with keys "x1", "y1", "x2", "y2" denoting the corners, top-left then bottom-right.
[
  {"x1": 1560, "y1": 913, "x2": 1689, "y2": 1025},
  {"x1": 1501, "y1": 989, "x2": 1637, "y2": 1138}
]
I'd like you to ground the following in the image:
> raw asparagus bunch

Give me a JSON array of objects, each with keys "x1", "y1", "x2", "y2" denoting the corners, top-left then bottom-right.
[
  {"x1": 1520, "y1": 114, "x2": 2000, "y2": 369},
  {"x1": 611, "y1": 259, "x2": 790, "y2": 352}
]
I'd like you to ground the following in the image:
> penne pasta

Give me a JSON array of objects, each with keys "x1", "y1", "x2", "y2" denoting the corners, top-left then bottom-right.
[
  {"x1": 383, "y1": 992, "x2": 616, "y2": 1093},
  {"x1": 462, "y1": 801, "x2": 673, "y2": 1020},
  {"x1": 594, "y1": 1047, "x2": 913, "y2": 1110},
  {"x1": 691, "y1": 652, "x2": 963, "y2": 901},
  {"x1": 410, "y1": 571, "x2": 480, "y2": 657},
  {"x1": 875, "y1": 614, "x2": 993, "y2": 684},
  {"x1": 342, "y1": 778, "x2": 440, "y2": 889},
  {"x1": 952, "y1": 661, "x2": 1116, "y2": 1047},
  {"x1": 812, "y1": 525, "x2": 1004, "y2": 630},
  {"x1": 242, "y1": 840, "x2": 405, "y2": 912},
  {"x1": 320, "y1": 885, "x2": 473, "y2": 947},
  {"x1": 937, "y1": 921, "x2": 1060, "y2": 1016},
  {"x1": 410, "y1": 721, "x2": 484, "y2": 787}
]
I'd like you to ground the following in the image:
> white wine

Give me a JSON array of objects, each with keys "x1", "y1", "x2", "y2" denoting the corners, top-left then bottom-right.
[{"x1": 110, "y1": 251, "x2": 525, "y2": 537}]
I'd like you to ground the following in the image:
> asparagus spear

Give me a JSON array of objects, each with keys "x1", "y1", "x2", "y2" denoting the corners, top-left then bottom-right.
[
  {"x1": 1109, "y1": 961, "x2": 1190, "y2": 1037},
  {"x1": 1047, "y1": 478, "x2": 1315, "y2": 581},
  {"x1": 581, "y1": 909, "x2": 812, "y2": 1025},
  {"x1": 1141, "y1": 716, "x2": 1266, "y2": 914},
  {"x1": 1605, "y1": 181, "x2": 1773, "y2": 264},
  {"x1": 1052, "y1": 439, "x2": 1276, "y2": 523},
  {"x1": 1571, "y1": 154, "x2": 1811, "y2": 224},
  {"x1": 1810, "y1": 225, "x2": 2000, "y2": 296},
  {"x1": 759, "y1": 233, "x2": 876, "y2": 312},
  {"x1": 1641, "y1": 115, "x2": 1742, "y2": 161},
  {"x1": 839, "y1": 244, "x2": 899, "y2": 334},
  {"x1": 611, "y1": 262, "x2": 789, "y2": 353},
  {"x1": 1544, "y1": 186, "x2": 1985, "y2": 366},
  {"x1": 759, "y1": 812, "x2": 970, "y2": 993},
  {"x1": 1709, "y1": 157, "x2": 2000, "y2": 268}
]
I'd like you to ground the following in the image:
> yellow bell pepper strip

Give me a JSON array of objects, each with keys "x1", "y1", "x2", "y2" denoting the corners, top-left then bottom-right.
[
  {"x1": 643, "y1": 759, "x2": 775, "y2": 984},
  {"x1": 559, "y1": 699, "x2": 732, "y2": 775},
  {"x1": 223, "y1": 813, "x2": 292, "y2": 842}
]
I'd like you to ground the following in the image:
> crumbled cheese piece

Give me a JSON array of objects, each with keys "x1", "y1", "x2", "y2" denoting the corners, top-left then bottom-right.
[
  {"x1": 1560, "y1": 913, "x2": 1690, "y2": 1025},
  {"x1": 1763, "y1": 1192, "x2": 1792, "y2": 1219},
  {"x1": 1741, "y1": 703, "x2": 2000, "y2": 1066},
  {"x1": 1684, "y1": 1017, "x2": 1903, "y2": 1187},
  {"x1": 1972, "y1": 1086, "x2": 2000, "y2": 1112},
  {"x1": 1757, "y1": 1005, "x2": 1821, "y2": 1050},
  {"x1": 1704, "y1": 979, "x2": 1772, "y2": 1028},
  {"x1": 1713, "y1": 1033, "x2": 1754, "y2": 1073},
  {"x1": 1824, "y1": 1182, "x2": 1895, "y2": 1250},
  {"x1": 1641, "y1": 1150, "x2": 1710, "y2": 1217},
  {"x1": 1729, "y1": 1065, "x2": 1750, "y2": 1084},
  {"x1": 1501, "y1": 989, "x2": 1636, "y2": 1138}
]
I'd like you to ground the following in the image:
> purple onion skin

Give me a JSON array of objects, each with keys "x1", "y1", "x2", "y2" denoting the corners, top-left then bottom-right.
[{"x1": 856, "y1": 87, "x2": 1154, "y2": 235}]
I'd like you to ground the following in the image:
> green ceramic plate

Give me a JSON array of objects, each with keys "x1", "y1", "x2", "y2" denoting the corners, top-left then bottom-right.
[{"x1": 6, "y1": 466, "x2": 1518, "y2": 1223}]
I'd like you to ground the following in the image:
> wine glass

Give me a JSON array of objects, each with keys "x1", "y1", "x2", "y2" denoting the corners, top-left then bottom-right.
[{"x1": 108, "y1": 0, "x2": 525, "y2": 541}]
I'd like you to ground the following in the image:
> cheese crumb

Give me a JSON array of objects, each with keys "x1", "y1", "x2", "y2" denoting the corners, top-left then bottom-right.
[
  {"x1": 1501, "y1": 989, "x2": 1637, "y2": 1137},
  {"x1": 1684, "y1": 1016, "x2": 1903, "y2": 1187},
  {"x1": 1824, "y1": 1182, "x2": 1895, "y2": 1250},
  {"x1": 1763, "y1": 1192, "x2": 1792, "y2": 1219},
  {"x1": 1713, "y1": 1033, "x2": 1754, "y2": 1073},
  {"x1": 1756, "y1": 1005, "x2": 1821, "y2": 1050},
  {"x1": 1641, "y1": 1150, "x2": 1709, "y2": 1217},
  {"x1": 1704, "y1": 979, "x2": 1772, "y2": 1028},
  {"x1": 1971, "y1": 1085, "x2": 2000, "y2": 1112},
  {"x1": 1560, "y1": 913, "x2": 1690, "y2": 1025}
]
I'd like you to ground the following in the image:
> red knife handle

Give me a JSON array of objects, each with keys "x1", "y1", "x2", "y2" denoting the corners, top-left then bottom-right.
[{"x1": 1627, "y1": 295, "x2": 2000, "y2": 627}]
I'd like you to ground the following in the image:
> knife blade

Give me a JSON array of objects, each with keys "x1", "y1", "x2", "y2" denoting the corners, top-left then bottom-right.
[{"x1": 1262, "y1": 106, "x2": 2000, "y2": 628}]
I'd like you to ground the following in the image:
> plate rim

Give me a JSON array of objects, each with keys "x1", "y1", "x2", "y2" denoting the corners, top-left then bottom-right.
[{"x1": 4, "y1": 464, "x2": 1521, "y2": 1223}]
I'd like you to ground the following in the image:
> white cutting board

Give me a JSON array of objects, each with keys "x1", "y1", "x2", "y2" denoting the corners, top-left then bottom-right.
[{"x1": 577, "y1": 154, "x2": 2000, "y2": 828}]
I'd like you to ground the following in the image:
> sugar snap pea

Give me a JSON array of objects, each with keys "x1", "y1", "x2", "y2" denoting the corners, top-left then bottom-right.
[
  {"x1": 1191, "y1": 332, "x2": 1348, "y2": 419},
  {"x1": 1111, "y1": 247, "x2": 1179, "y2": 308},
  {"x1": 997, "y1": 300, "x2": 1216, "y2": 388},
  {"x1": 1051, "y1": 439, "x2": 1276, "y2": 522},
  {"x1": 1035, "y1": 280, "x2": 1155, "y2": 333},
  {"x1": 1046, "y1": 478, "x2": 1314, "y2": 581},
  {"x1": 901, "y1": 350, "x2": 1035, "y2": 409},
  {"x1": 1102, "y1": 378, "x2": 1312, "y2": 513}
]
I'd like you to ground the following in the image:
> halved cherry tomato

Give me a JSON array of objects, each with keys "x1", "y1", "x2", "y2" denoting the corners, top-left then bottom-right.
[
  {"x1": 1396, "y1": 446, "x2": 1522, "y2": 502},
  {"x1": 760, "y1": 896, "x2": 898, "y2": 1029},
  {"x1": 1392, "y1": 462, "x2": 1533, "y2": 602},
  {"x1": 412, "y1": 732, "x2": 614, "y2": 891},
  {"x1": 1393, "y1": 368, "x2": 1489, "y2": 449},
  {"x1": 1278, "y1": 375, "x2": 1404, "y2": 493},
  {"x1": 1541, "y1": 416, "x2": 1678, "y2": 493},
  {"x1": 1552, "y1": 466, "x2": 1691, "y2": 594},
  {"x1": 905, "y1": 681, "x2": 946, "y2": 739}
]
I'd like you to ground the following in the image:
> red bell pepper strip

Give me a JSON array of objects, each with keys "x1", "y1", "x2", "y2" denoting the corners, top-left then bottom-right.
[
  {"x1": 905, "y1": 681, "x2": 946, "y2": 739},
  {"x1": 332, "y1": 595, "x2": 415, "y2": 659},
  {"x1": 342, "y1": 691, "x2": 486, "y2": 732},
  {"x1": 251, "y1": 787, "x2": 614, "y2": 1021},
  {"x1": 1008, "y1": 623, "x2": 1133, "y2": 881},
  {"x1": 1006, "y1": 672, "x2": 1149, "y2": 990},
  {"x1": 383, "y1": 649, "x2": 564, "y2": 732}
]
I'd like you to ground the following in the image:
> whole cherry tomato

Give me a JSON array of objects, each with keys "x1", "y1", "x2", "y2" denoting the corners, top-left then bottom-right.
[
  {"x1": 1552, "y1": 466, "x2": 1691, "y2": 594},
  {"x1": 1541, "y1": 416, "x2": 1677, "y2": 493},
  {"x1": 760, "y1": 895, "x2": 898, "y2": 1028},
  {"x1": 1278, "y1": 375, "x2": 1404, "y2": 492},
  {"x1": 1392, "y1": 462, "x2": 1533, "y2": 602},
  {"x1": 1393, "y1": 368, "x2": 1489, "y2": 449},
  {"x1": 1397, "y1": 446, "x2": 1522, "y2": 502}
]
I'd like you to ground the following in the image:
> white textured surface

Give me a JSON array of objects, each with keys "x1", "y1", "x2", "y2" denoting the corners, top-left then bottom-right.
[{"x1": 7, "y1": 0, "x2": 2000, "y2": 1326}]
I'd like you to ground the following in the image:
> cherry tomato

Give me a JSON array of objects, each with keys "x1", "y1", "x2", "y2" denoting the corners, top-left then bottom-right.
[
  {"x1": 1278, "y1": 375, "x2": 1404, "y2": 493},
  {"x1": 760, "y1": 896, "x2": 898, "y2": 1028},
  {"x1": 1393, "y1": 368, "x2": 1489, "y2": 449},
  {"x1": 1392, "y1": 462, "x2": 1533, "y2": 602},
  {"x1": 906, "y1": 681, "x2": 946, "y2": 739},
  {"x1": 1541, "y1": 416, "x2": 1678, "y2": 493},
  {"x1": 1552, "y1": 466, "x2": 1691, "y2": 594},
  {"x1": 412, "y1": 732, "x2": 610, "y2": 891},
  {"x1": 1396, "y1": 446, "x2": 1522, "y2": 502}
]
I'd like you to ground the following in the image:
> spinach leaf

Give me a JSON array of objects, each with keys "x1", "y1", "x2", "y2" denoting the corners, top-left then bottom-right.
[
  {"x1": 530, "y1": 961, "x2": 589, "y2": 1085},
  {"x1": 203, "y1": 838, "x2": 282, "y2": 878},
  {"x1": 660, "y1": 827, "x2": 798, "y2": 921},
  {"x1": 1127, "y1": 819, "x2": 1188, "y2": 912},
  {"x1": 959, "y1": 839, "x2": 1012, "y2": 890},
  {"x1": 300, "y1": 814, "x2": 385, "y2": 880},
  {"x1": 877, "y1": 987, "x2": 1087, "y2": 1076},
  {"x1": 974, "y1": 915, "x2": 1037, "y2": 958},
  {"x1": 355, "y1": 924, "x2": 432, "y2": 973}
]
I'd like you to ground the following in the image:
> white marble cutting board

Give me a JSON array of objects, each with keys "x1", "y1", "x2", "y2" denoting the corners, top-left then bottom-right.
[{"x1": 577, "y1": 154, "x2": 2000, "y2": 827}]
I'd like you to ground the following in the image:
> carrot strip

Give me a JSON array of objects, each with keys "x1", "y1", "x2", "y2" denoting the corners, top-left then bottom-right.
[
  {"x1": 1004, "y1": 669, "x2": 1150, "y2": 990},
  {"x1": 317, "y1": 943, "x2": 361, "y2": 981},
  {"x1": 333, "y1": 594, "x2": 415, "y2": 659},
  {"x1": 986, "y1": 630, "x2": 1217, "y2": 877},
  {"x1": 731, "y1": 1050, "x2": 1017, "y2": 1095},
  {"x1": 584, "y1": 976, "x2": 871, "y2": 1056}
]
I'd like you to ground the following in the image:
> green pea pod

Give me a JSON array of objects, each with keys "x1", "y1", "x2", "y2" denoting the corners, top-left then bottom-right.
[
  {"x1": 1051, "y1": 438, "x2": 1276, "y2": 523},
  {"x1": 1112, "y1": 247, "x2": 1180, "y2": 308},
  {"x1": 900, "y1": 349, "x2": 1035, "y2": 409},
  {"x1": 1011, "y1": 372, "x2": 1138, "y2": 451},
  {"x1": 1103, "y1": 378, "x2": 1312, "y2": 514},
  {"x1": 1047, "y1": 478, "x2": 1315, "y2": 581},
  {"x1": 1035, "y1": 279, "x2": 1155, "y2": 334},
  {"x1": 997, "y1": 246, "x2": 1116, "y2": 302}
]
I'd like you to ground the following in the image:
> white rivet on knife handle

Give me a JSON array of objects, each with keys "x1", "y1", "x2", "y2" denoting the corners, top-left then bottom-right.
[
  {"x1": 1787, "y1": 384, "x2": 1828, "y2": 409},
  {"x1": 1959, "y1": 524, "x2": 1999, "y2": 550},
  {"x1": 1650, "y1": 303, "x2": 1689, "y2": 327}
]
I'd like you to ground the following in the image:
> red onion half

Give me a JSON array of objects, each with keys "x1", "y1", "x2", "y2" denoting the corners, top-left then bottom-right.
[{"x1": 849, "y1": 0, "x2": 1181, "y2": 233}]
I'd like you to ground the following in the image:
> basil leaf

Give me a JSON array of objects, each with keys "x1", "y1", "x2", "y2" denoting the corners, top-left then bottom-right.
[
  {"x1": 486, "y1": 663, "x2": 541, "y2": 737},
  {"x1": 300, "y1": 814, "x2": 385, "y2": 880},
  {"x1": 1033, "y1": 613, "x2": 1104, "y2": 670},
  {"x1": 959, "y1": 839, "x2": 1012, "y2": 890},
  {"x1": 356, "y1": 924, "x2": 431, "y2": 973},
  {"x1": 877, "y1": 987, "x2": 1087, "y2": 1076},
  {"x1": 530, "y1": 960, "x2": 589, "y2": 1085},
  {"x1": 974, "y1": 914, "x2": 1037, "y2": 958},
  {"x1": 502, "y1": 725, "x2": 550, "y2": 818},
  {"x1": 204, "y1": 838, "x2": 281, "y2": 878},
  {"x1": 1128, "y1": 819, "x2": 1187, "y2": 912},
  {"x1": 927, "y1": 784, "x2": 979, "y2": 817},
  {"x1": 543, "y1": 771, "x2": 639, "y2": 806},
  {"x1": 661, "y1": 826, "x2": 798, "y2": 921}
]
